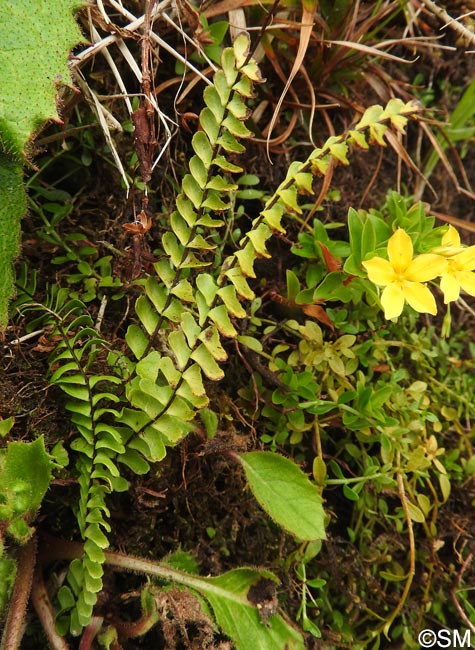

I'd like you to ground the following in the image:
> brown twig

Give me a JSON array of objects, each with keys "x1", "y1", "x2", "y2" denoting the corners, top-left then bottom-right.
[
  {"x1": 450, "y1": 551, "x2": 475, "y2": 634},
  {"x1": 0, "y1": 536, "x2": 38, "y2": 650},
  {"x1": 30, "y1": 564, "x2": 69, "y2": 650}
]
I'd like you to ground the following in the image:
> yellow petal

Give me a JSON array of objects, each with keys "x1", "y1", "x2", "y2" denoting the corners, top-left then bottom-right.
[
  {"x1": 362, "y1": 257, "x2": 395, "y2": 285},
  {"x1": 381, "y1": 283, "x2": 405, "y2": 319},
  {"x1": 454, "y1": 246, "x2": 475, "y2": 271},
  {"x1": 458, "y1": 270, "x2": 475, "y2": 296},
  {"x1": 403, "y1": 281, "x2": 437, "y2": 315},
  {"x1": 405, "y1": 254, "x2": 447, "y2": 282},
  {"x1": 440, "y1": 273, "x2": 460, "y2": 303},
  {"x1": 387, "y1": 229, "x2": 413, "y2": 273},
  {"x1": 441, "y1": 225, "x2": 461, "y2": 247}
]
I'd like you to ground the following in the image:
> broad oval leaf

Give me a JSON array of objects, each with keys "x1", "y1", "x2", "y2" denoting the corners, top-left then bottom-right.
[{"x1": 237, "y1": 451, "x2": 326, "y2": 541}]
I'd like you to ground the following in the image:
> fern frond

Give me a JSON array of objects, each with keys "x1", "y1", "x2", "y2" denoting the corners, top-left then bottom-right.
[
  {"x1": 119, "y1": 33, "x2": 263, "y2": 464},
  {"x1": 48, "y1": 304, "x2": 131, "y2": 633}
]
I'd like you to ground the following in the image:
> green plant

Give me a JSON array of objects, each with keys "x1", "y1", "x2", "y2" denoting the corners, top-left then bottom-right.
[
  {"x1": 4, "y1": 2, "x2": 475, "y2": 647},
  {"x1": 0, "y1": 0, "x2": 84, "y2": 327}
]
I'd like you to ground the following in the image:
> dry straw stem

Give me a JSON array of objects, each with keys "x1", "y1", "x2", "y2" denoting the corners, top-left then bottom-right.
[{"x1": 419, "y1": 0, "x2": 475, "y2": 50}]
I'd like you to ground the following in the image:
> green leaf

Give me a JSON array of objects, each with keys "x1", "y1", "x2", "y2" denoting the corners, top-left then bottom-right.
[
  {"x1": 237, "y1": 451, "x2": 326, "y2": 541},
  {"x1": 129, "y1": 430, "x2": 166, "y2": 463},
  {"x1": 217, "y1": 130, "x2": 245, "y2": 153},
  {"x1": 162, "y1": 231, "x2": 184, "y2": 266},
  {"x1": 213, "y1": 154, "x2": 243, "y2": 173},
  {"x1": 0, "y1": 155, "x2": 24, "y2": 329},
  {"x1": 228, "y1": 94, "x2": 250, "y2": 120},
  {"x1": 217, "y1": 285, "x2": 246, "y2": 318},
  {"x1": 176, "y1": 195, "x2": 198, "y2": 228},
  {"x1": 189, "y1": 155, "x2": 208, "y2": 187},
  {"x1": 247, "y1": 223, "x2": 271, "y2": 258},
  {"x1": 196, "y1": 273, "x2": 219, "y2": 305},
  {"x1": 223, "y1": 266, "x2": 255, "y2": 300},
  {"x1": 0, "y1": 416, "x2": 15, "y2": 438},
  {"x1": 117, "y1": 449, "x2": 150, "y2": 475},
  {"x1": 135, "y1": 295, "x2": 159, "y2": 335},
  {"x1": 200, "y1": 108, "x2": 220, "y2": 143},
  {"x1": 0, "y1": 437, "x2": 52, "y2": 541},
  {"x1": 207, "y1": 304, "x2": 237, "y2": 337},
  {"x1": 0, "y1": 0, "x2": 84, "y2": 158},
  {"x1": 201, "y1": 191, "x2": 230, "y2": 211},
  {"x1": 206, "y1": 174, "x2": 238, "y2": 192},
  {"x1": 203, "y1": 86, "x2": 226, "y2": 122},
  {"x1": 198, "y1": 326, "x2": 227, "y2": 361},
  {"x1": 126, "y1": 323, "x2": 149, "y2": 359},
  {"x1": 182, "y1": 363, "x2": 207, "y2": 397},
  {"x1": 235, "y1": 242, "x2": 257, "y2": 278},
  {"x1": 197, "y1": 569, "x2": 305, "y2": 650},
  {"x1": 192, "y1": 131, "x2": 213, "y2": 166},
  {"x1": 223, "y1": 114, "x2": 252, "y2": 138},
  {"x1": 170, "y1": 211, "x2": 192, "y2": 246},
  {"x1": 233, "y1": 32, "x2": 251, "y2": 68},
  {"x1": 170, "y1": 278, "x2": 195, "y2": 303},
  {"x1": 191, "y1": 344, "x2": 225, "y2": 380},
  {"x1": 221, "y1": 47, "x2": 239, "y2": 86},
  {"x1": 168, "y1": 329, "x2": 192, "y2": 369}
]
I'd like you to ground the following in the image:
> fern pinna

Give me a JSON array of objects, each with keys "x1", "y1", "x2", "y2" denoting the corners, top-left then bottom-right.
[{"x1": 49, "y1": 31, "x2": 420, "y2": 633}]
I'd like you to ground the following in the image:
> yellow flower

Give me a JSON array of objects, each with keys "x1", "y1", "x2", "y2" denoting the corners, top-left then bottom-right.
[
  {"x1": 362, "y1": 229, "x2": 447, "y2": 319},
  {"x1": 434, "y1": 226, "x2": 475, "y2": 303}
]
